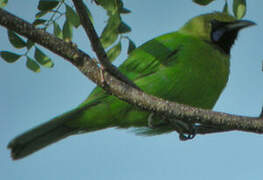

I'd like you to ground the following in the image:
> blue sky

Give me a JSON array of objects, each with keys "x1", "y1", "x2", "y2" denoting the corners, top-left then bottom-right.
[{"x1": 1, "y1": 1, "x2": 263, "y2": 180}]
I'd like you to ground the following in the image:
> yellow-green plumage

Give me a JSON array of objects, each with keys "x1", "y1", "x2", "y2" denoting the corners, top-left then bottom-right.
[
  {"x1": 8, "y1": 12, "x2": 255, "y2": 159},
  {"x1": 70, "y1": 32, "x2": 230, "y2": 128}
]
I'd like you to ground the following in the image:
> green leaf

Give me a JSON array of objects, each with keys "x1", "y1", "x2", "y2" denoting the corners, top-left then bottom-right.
[
  {"x1": 95, "y1": 0, "x2": 132, "y2": 48},
  {"x1": 106, "y1": 41, "x2": 121, "y2": 62},
  {"x1": 53, "y1": 22, "x2": 63, "y2": 39},
  {"x1": 0, "y1": 0, "x2": 8, "y2": 8},
  {"x1": 95, "y1": 0, "x2": 129, "y2": 16},
  {"x1": 26, "y1": 40, "x2": 35, "y2": 50},
  {"x1": 38, "y1": 0, "x2": 60, "y2": 11},
  {"x1": 65, "y1": 4, "x2": 80, "y2": 28},
  {"x1": 63, "y1": 20, "x2": 73, "y2": 42},
  {"x1": 233, "y1": 0, "x2": 246, "y2": 19},
  {"x1": 127, "y1": 38, "x2": 136, "y2": 54},
  {"x1": 35, "y1": 11, "x2": 48, "y2": 18},
  {"x1": 34, "y1": 48, "x2": 54, "y2": 68},
  {"x1": 33, "y1": 19, "x2": 47, "y2": 26},
  {"x1": 7, "y1": 30, "x2": 26, "y2": 49},
  {"x1": 101, "y1": 31, "x2": 118, "y2": 49},
  {"x1": 118, "y1": 22, "x2": 131, "y2": 34},
  {"x1": 192, "y1": 0, "x2": 215, "y2": 6},
  {"x1": 100, "y1": 13, "x2": 121, "y2": 49},
  {"x1": 0, "y1": 51, "x2": 21, "y2": 63},
  {"x1": 223, "y1": 1, "x2": 229, "y2": 14},
  {"x1": 26, "y1": 57, "x2": 40, "y2": 72},
  {"x1": 94, "y1": 0, "x2": 118, "y2": 13}
]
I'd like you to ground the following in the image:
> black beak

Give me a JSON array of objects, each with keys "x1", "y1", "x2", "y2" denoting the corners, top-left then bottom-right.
[{"x1": 226, "y1": 20, "x2": 256, "y2": 31}]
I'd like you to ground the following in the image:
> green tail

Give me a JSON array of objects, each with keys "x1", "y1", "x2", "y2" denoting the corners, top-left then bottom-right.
[{"x1": 8, "y1": 103, "x2": 100, "y2": 160}]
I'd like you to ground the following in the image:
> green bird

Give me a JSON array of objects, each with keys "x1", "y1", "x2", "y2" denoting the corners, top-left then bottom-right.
[{"x1": 8, "y1": 12, "x2": 255, "y2": 160}]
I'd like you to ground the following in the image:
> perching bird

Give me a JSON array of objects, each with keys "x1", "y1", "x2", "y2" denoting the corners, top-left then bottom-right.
[{"x1": 8, "y1": 12, "x2": 255, "y2": 160}]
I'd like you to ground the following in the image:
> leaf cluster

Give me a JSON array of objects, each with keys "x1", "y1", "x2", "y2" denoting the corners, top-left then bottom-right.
[
  {"x1": 0, "y1": 0, "x2": 248, "y2": 72},
  {"x1": 193, "y1": 0, "x2": 247, "y2": 19},
  {"x1": 0, "y1": 0, "x2": 135, "y2": 71},
  {"x1": 95, "y1": 0, "x2": 136, "y2": 62}
]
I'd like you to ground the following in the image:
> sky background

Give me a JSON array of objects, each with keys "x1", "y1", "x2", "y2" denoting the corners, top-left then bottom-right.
[{"x1": 1, "y1": 1, "x2": 263, "y2": 180}]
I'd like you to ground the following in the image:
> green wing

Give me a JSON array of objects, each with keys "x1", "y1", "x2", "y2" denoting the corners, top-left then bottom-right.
[{"x1": 82, "y1": 32, "x2": 181, "y2": 105}]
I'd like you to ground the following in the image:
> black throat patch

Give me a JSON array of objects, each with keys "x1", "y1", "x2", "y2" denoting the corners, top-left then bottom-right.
[{"x1": 211, "y1": 20, "x2": 239, "y2": 55}]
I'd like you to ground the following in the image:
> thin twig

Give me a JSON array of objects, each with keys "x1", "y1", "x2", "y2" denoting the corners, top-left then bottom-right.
[{"x1": 72, "y1": 0, "x2": 139, "y2": 90}]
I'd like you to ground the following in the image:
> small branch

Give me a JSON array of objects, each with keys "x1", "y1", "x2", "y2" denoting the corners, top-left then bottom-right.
[
  {"x1": 44, "y1": 1, "x2": 64, "y2": 30},
  {"x1": 72, "y1": 0, "x2": 139, "y2": 90},
  {"x1": 0, "y1": 8, "x2": 263, "y2": 135}
]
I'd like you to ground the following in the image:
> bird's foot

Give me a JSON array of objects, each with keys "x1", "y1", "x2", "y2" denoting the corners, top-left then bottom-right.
[
  {"x1": 147, "y1": 113, "x2": 196, "y2": 140},
  {"x1": 172, "y1": 120, "x2": 196, "y2": 141},
  {"x1": 179, "y1": 131, "x2": 196, "y2": 141}
]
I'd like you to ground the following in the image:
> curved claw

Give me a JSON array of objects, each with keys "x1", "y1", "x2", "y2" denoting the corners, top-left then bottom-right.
[
  {"x1": 179, "y1": 131, "x2": 196, "y2": 141},
  {"x1": 176, "y1": 122, "x2": 196, "y2": 141},
  {"x1": 147, "y1": 113, "x2": 197, "y2": 140}
]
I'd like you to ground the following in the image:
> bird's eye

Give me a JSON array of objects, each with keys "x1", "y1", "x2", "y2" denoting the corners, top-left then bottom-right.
[
  {"x1": 212, "y1": 29, "x2": 225, "y2": 42},
  {"x1": 210, "y1": 19, "x2": 227, "y2": 42}
]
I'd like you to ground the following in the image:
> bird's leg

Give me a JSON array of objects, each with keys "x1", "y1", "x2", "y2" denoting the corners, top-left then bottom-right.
[
  {"x1": 147, "y1": 113, "x2": 155, "y2": 128},
  {"x1": 147, "y1": 113, "x2": 169, "y2": 128}
]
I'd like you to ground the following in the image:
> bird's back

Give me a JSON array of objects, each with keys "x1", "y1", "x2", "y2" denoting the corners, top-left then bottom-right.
[{"x1": 68, "y1": 32, "x2": 230, "y2": 130}]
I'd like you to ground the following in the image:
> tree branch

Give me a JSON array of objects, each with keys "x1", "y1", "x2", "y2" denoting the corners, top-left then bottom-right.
[
  {"x1": 72, "y1": 0, "x2": 139, "y2": 90},
  {"x1": 0, "y1": 8, "x2": 263, "y2": 136}
]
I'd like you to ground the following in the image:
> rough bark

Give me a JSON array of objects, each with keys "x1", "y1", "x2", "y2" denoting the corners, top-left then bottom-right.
[{"x1": 0, "y1": 7, "x2": 263, "y2": 136}]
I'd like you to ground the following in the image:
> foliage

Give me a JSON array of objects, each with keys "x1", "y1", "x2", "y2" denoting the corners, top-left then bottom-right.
[
  {"x1": 0, "y1": 0, "x2": 247, "y2": 72},
  {"x1": 0, "y1": 0, "x2": 8, "y2": 8},
  {"x1": 0, "y1": 0, "x2": 135, "y2": 72},
  {"x1": 193, "y1": 0, "x2": 247, "y2": 19}
]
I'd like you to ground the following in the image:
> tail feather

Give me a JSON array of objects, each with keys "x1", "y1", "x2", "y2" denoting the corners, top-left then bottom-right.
[
  {"x1": 7, "y1": 111, "x2": 80, "y2": 160},
  {"x1": 8, "y1": 101, "x2": 108, "y2": 160}
]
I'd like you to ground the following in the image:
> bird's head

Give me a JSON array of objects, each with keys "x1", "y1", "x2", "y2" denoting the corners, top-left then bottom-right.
[{"x1": 179, "y1": 12, "x2": 255, "y2": 54}]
